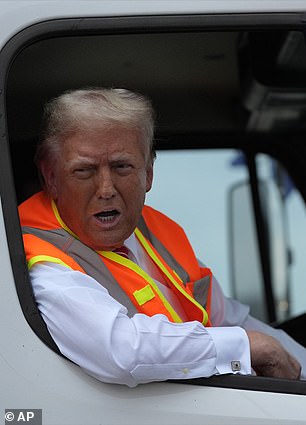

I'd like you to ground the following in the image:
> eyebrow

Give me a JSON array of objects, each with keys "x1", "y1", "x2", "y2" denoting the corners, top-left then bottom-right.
[
  {"x1": 65, "y1": 157, "x2": 98, "y2": 169},
  {"x1": 66, "y1": 152, "x2": 134, "y2": 168}
]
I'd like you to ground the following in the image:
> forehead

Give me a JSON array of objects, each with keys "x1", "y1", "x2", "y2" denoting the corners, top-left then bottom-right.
[{"x1": 61, "y1": 126, "x2": 147, "y2": 158}]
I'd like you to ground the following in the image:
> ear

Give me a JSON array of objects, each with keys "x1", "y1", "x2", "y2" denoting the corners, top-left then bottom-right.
[
  {"x1": 146, "y1": 163, "x2": 153, "y2": 193},
  {"x1": 40, "y1": 160, "x2": 58, "y2": 199}
]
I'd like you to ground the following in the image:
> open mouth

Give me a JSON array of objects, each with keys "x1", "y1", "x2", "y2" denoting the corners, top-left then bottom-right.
[{"x1": 94, "y1": 209, "x2": 120, "y2": 223}]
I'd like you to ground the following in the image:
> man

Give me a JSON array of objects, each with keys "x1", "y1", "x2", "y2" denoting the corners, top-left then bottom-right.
[{"x1": 19, "y1": 87, "x2": 305, "y2": 387}]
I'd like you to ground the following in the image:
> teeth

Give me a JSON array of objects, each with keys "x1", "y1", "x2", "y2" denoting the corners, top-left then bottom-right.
[
  {"x1": 97, "y1": 215, "x2": 115, "y2": 222},
  {"x1": 95, "y1": 210, "x2": 118, "y2": 222}
]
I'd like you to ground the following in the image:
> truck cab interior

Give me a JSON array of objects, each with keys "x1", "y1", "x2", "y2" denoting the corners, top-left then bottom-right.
[{"x1": 2, "y1": 13, "x2": 306, "y2": 395}]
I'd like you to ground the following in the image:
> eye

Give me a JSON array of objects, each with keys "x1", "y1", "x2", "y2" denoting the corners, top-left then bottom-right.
[
  {"x1": 73, "y1": 166, "x2": 95, "y2": 179},
  {"x1": 114, "y1": 162, "x2": 133, "y2": 175}
]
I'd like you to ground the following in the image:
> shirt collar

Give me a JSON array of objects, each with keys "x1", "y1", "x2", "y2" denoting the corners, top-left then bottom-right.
[{"x1": 124, "y1": 232, "x2": 139, "y2": 262}]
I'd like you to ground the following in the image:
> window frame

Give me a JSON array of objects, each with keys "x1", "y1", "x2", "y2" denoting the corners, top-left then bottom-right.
[{"x1": 1, "y1": 12, "x2": 306, "y2": 395}]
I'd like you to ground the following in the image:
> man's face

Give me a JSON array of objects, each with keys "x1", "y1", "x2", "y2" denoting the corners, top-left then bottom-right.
[{"x1": 42, "y1": 126, "x2": 153, "y2": 251}]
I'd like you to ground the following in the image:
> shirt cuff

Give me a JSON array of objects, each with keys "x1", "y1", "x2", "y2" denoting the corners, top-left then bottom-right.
[{"x1": 206, "y1": 326, "x2": 252, "y2": 375}]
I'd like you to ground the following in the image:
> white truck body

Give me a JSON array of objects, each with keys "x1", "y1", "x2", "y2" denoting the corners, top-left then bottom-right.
[{"x1": 1, "y1": 2, "x2": 306, "y2": 424}]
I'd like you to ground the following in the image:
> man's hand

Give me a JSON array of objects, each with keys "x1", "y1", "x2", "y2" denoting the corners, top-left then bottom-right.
[{"x1": 246, "y1": 330, "x2": 301, "y2": 380}]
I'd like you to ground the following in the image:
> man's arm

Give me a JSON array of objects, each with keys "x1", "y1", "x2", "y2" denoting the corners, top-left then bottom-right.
[{"x1": 30, "y1": 262, "x2": 251, "y2": 387}]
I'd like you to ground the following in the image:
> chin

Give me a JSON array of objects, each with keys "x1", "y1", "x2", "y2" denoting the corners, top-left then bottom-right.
[{"x1": 90, "y1": 240, "x2": 122, "y2": 252}]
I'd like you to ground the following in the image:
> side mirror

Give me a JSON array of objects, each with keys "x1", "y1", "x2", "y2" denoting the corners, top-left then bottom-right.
[{"x1": 228, "y1": 179, "x2": 289, "y2": 323}]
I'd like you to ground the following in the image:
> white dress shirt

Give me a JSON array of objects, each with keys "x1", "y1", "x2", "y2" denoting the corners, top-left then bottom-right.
[{"x1": 29, "y1": 233, "x2": 306, "y2": 386}]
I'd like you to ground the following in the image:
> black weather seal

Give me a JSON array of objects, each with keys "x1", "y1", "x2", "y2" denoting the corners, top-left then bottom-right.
[{"x1": 170, "y1": 374, "x2": 306, "y2": 396}]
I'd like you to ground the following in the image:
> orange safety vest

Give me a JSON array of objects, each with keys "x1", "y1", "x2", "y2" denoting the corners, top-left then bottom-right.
[{"x1": 19, "y1": 191, "x2": 212, "y2": 326}]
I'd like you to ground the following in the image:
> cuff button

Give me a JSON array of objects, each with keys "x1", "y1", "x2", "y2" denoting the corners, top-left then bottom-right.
[{"x1": 231, "y1": 361, "x2": 241, "y2": 372}]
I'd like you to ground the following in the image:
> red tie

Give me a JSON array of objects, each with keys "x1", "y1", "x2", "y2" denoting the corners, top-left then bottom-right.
[{"x1": 113, "y1": 246, "x2": 130, "y2": 259}]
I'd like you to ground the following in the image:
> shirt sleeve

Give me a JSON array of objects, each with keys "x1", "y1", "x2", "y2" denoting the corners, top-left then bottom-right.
[{"x1": 30, "y1": 262, "x2": 251, "y2": 387}]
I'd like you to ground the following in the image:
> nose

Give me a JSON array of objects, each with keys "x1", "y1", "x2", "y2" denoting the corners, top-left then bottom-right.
[{"x1": 95, "y1": 168, "x2": 117, "y2": 200}]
